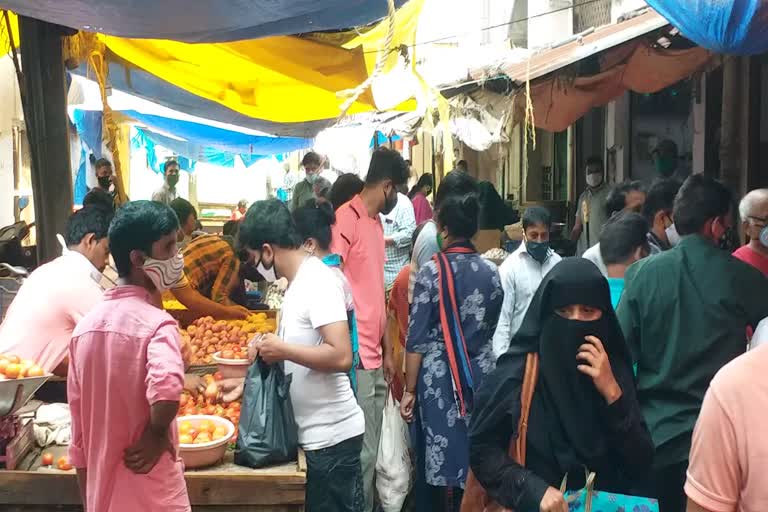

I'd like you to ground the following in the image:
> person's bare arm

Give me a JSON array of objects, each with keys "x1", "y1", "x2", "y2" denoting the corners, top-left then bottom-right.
[
  {"x1": 53, "y1": 356, "x2": 69, "y2": 378},
  {"x1": 686, "y1": 498, "x2": 710, "y2": 512},
  {"x1": 570, "y1": 213, "x2": 583, "y2": 241},
  {"x1": 400, "y1": 352, "x2": 423, "y2": 422},
  {"x1": 381, "y1": 322, "x2": 396, "y2": 383},
  {"x1": 123, "y1": 401, "x2": 178, "y2": 474},
  {"x1": 256, "y1": 320, "x2": 352, "y2": 373},
  {"x1": 172, "y1": 285, "x2": 248, "y2": 319}
]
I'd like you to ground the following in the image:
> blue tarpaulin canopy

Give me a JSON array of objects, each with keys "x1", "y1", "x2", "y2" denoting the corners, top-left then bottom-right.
[
  {"x1": 0, "y1": 0, "x2": 406, "y2": 42},
  {"x1": 647, "y1": 0, "x2": 768, "y2": 55},
  {"x1": 123, "y1": 110, "x2": 312, "y2": 157}
]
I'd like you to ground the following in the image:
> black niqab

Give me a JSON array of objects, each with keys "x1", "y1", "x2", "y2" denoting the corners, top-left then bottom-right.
[{"x1": 505, "y1": 258, "x2": 634, "y2": 481}]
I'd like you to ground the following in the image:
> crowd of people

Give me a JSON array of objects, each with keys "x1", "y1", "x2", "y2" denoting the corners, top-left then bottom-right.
[{"x1": 4, "y1": 141, "x2": 768, "y2": 512}]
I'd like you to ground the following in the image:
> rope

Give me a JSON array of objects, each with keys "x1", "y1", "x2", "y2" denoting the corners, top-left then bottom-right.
[
  {"x1": 64, "y1": 33, "x2": 128, "y2": 205},
  {"x1": 335, "y1": 0, "x2": 397, "y2": 121}
]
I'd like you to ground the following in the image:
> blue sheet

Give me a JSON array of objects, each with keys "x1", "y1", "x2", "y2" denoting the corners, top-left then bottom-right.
[
  {"x1": 70, "y1": 58, "x2": 333, "y2": 138},
  {"x1": 123, "y1": 110, "x2": 312, "y2": 156},
  {"x1": 647, "y1": 0, "x2": 767, "y2": 55},
  {"x1": 2, "y1": 0, "x2": 405, "y2": 42}
]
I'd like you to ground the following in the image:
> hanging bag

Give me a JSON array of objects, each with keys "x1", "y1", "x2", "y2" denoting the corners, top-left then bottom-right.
[
  {"x1": 460, "y1": 352, "x2": 539, "y2": 512},
  {"x1": 562, "y1": 469, "x2": 659, "y2": 512},
  {"x1": 234, "y1": 358, "x2": 298, "y2": 468},
  {"x1": 375, "y1": 386, "x2": 413, "y2": 511}
]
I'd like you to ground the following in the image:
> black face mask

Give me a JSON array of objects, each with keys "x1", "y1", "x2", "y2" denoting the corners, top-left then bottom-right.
[
  {"x1": 718, "y1": 226, "x2": 737, "y2": 252},
  {"x1": 97, "y1": 176, "x2": 112, "y2": 190},
  {"x1": 381, "y1": 187, "x2": 398, "y2": 215}
]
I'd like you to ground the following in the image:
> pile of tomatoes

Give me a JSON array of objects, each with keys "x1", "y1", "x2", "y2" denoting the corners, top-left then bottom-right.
[
  {"x1": 178, "y1": 374, "x2": 241, "y2": 440},
  {"x1": 181, "y1": 313, "x2": 276, "y2": 365},
  {"x1": 0, "y1": 353, "x2": 45, "y2": 380}
]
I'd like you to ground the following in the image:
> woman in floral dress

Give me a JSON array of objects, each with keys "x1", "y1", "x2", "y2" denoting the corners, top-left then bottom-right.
[{"x1": 400, "y1": 170, "x2": 503, "y2": 510}]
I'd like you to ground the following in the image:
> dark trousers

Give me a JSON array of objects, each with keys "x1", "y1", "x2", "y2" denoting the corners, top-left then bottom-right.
[
  {"x1": 643, "y1": 462, "x2": 688, "y2": 512},
  {"x1": 305, "y1": 434, "x2": 365, "y2": 512}
]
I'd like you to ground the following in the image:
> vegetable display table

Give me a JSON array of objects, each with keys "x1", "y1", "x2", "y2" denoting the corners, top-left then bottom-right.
[{"x1": 0, "y1": 446, "x2": 306, "y2": 511}]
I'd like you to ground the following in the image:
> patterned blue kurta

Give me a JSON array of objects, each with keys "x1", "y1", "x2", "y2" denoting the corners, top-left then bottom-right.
[{"x1": 407, "y1": 252, "x2": 503, "y2": 488}]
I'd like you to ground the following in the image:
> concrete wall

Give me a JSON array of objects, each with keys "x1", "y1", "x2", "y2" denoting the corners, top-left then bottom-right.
[{"x1": 0, "y1": 56, "x2": 23, "y2": 228}]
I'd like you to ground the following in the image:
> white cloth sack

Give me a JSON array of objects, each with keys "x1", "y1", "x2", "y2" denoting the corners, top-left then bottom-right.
[
  {"x1": 33, "y1": 402, "x2": 72, "y2": 447},
  {"x1": 375, "y1": 389, "x2": 412, "y2": 512}
]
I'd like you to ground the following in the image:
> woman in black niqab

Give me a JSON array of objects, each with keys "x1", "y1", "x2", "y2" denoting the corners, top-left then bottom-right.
[{"x1": 465, "y1": 259, "x2": 653, "y2": 512}]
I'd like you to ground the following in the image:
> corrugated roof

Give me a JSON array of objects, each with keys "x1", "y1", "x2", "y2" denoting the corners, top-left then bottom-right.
[{"x1": 471, "y1": 9, "x2": 669, "y2": 84}]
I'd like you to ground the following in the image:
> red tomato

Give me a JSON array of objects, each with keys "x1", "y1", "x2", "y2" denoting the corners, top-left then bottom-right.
[
  {"x1": 213, "y1": 372, "x2": 223, "y2": 381},
  {"x1": 41, "y1": 453, "x2": 54, "y2": 466},
  {"x1": 57, "y1": 456, "x2": 73, "y2": 471}
]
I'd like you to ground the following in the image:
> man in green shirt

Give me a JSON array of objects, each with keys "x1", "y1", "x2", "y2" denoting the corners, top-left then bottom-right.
[
  {"x1": 617, "y1": 175, "x2": 768, "y2": 512},
  {"x1": 291, "y1": 152, "x2": 323, "y2": 211}
]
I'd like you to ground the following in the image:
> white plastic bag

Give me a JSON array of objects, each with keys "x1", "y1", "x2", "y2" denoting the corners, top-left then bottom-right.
[{"x1": 375, "y1": 389, "x2": 412, "y2": 512}]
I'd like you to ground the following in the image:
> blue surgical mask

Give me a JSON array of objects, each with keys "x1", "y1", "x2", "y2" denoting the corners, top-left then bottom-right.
[{"x1": 526, "y1": 240, "x2": 550, "y2": 263}]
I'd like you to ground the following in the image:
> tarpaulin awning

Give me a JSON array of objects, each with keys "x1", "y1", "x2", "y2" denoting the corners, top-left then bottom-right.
[
  {"x1": 467, "y1": 9, "x2": 713, "y2": 133},
  {"x1": 123, "y1": 110, "x2": 312, "y2": 156},
  {"x1": 491, "y1": 10, "x2": 671, "y2": 85},
  {"x1": 99, "y1": 34, "x2": 379, "y2": 123},
  {"x1": 0, "y1": 0, "x2": 406, "y2": 42},
  {"x1": 646, "y1": 0, "x2": 767, "y2": 55},
  {"x1": 71, "y1": 55, "x2": 332, "y2": 137}
]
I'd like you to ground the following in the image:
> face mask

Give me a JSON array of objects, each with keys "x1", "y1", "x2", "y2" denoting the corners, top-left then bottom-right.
[
  {"x1": 718, "y1": 227, "x2": 736, "y2": 252},
  {"x1": 381, "y1": 187, "x2": 398, "y2": 215},
  {"x1": 760, "y1": 225, "x2": 768, "y2": 248},
  {"x1": 97, "y1": 176, "x2": 112, "y2": 190},
  {"x1": 526, "y1": 240, "x2": 550, "y2": 263},
  {"x1": 143, "y1": 252, "x2": 184, "y2": 292},
  {"x1": 167, "y1": 174, "x2": 179, "y2": 188},
  {"x1": 665, "y1": 223, "x2": 681, "y2": 247},
  {"x1": 306, "y1": 173, "x2": 319, "y2": 185},
  {"x1": 436, "y1": 232, "x2": 443, "y2": 251},
  {"x1": 655, "y1": 157, "x2": 676, "y2": 177},
  {"x1": 586, "y1": 173, "x2": 603, "y2": 188},
  {"x1": 256, "y1": 255, "x2": 277, "y2": 283}
]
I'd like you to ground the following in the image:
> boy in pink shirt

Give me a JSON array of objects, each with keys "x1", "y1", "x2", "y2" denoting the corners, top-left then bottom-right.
[{"x1": 68, "y1": 200, "x2": 190, "y2": 511}]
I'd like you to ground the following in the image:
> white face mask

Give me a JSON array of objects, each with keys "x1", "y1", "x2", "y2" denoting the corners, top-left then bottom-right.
[
  {"x1": 665, "y1": 223, "x2": 681, "y2": 247},
  {"x1": 256, "y1": 257, "x2": 277, "y2": 283},
  {"x1": 143, "y1": 252, "x2": 184, "y2": 291},
  {"x1": 586, "y1": 173, "x2": 603, "y2": 188}
]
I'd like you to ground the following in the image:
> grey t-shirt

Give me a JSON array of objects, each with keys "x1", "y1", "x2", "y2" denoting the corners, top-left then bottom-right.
[{"x1": 576, "y1": 184, "x2": 610, "y2": 256}]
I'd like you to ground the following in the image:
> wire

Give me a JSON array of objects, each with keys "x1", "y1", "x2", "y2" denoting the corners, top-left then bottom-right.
[{"x1": 363, "y1": 0, "x2": 606, "y2": 54}]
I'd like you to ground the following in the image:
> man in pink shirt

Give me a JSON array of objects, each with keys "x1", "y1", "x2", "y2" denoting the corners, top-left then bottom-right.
[
  {"x1": 68, "y1": 201, "x2": 190, "y2": 511},
  {"x1": 331, "y1": 147, "x2": 410, "y2": 511},
  {"x1": 733, "y1": 188, "x2": 768, "y2": 276},
  {"x1": 0, "y1": 205, "x2": 111, "y2": 376},
  {"x1": 685, "y1": 345, "x2": 768, "y2": 512}
]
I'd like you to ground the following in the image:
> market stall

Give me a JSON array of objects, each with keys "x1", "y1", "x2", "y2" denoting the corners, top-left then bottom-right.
[
  {"x1": 0, "y1": 307, "x2": 304, "y2": 512},
  {"x1": 0, "y1": 434, "x2": 306, "y2": 512}
]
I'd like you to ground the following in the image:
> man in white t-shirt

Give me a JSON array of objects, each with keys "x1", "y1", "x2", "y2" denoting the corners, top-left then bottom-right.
[{"x1": 237, "y1": 199, "x2": 365, "y2": 512}]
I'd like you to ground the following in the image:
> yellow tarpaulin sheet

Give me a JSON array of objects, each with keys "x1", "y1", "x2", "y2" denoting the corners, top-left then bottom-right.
[
  {"x1": 4, "y1": 0, "x2": 424, "y2": 123},
  {"x1": 101, "y1": 34, "x2": 379, "y2": 123},
  {"x1": 99, "y1": 0, "x2": 424, "y2": 123}
]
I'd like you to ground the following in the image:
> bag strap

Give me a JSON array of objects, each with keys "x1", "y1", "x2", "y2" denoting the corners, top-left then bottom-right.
[{"x1": 508, "y1": 352, "x2": 539, "y2": 466}]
